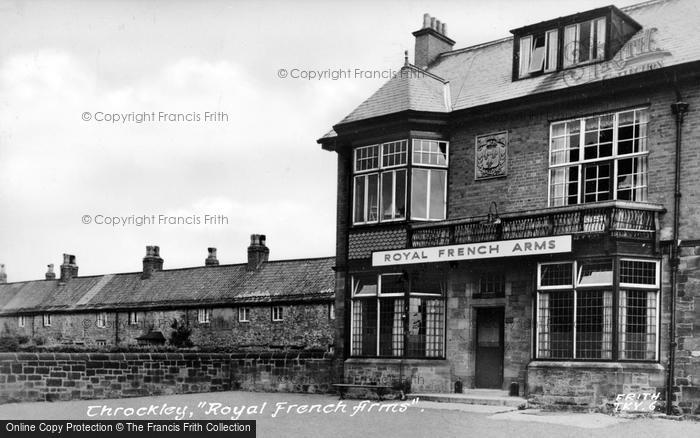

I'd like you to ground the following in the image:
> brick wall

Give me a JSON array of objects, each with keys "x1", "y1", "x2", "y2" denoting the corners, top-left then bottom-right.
[
  {"x1": 0, "y1": 351, "x2": 334, "y2": 404},
  {"x1": 0, "y1": 303, "x2": 334, "y2": 350},
  {"x1": 447, "y1": 81, "x2": 700, "y2": 238}
]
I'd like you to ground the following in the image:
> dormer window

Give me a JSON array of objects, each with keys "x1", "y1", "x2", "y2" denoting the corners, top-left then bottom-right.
[
  {"x1": 511, "y1": 6, "x2": 641, "y2": 81},
  {"x1": 519, "y1": 30, "x2": 558, "y2": 77},
  {"x1": 563, "y1": 18, "x2": 606, "y2": 68}
]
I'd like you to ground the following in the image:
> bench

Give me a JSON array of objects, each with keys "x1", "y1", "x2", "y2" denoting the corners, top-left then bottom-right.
[{"x1": 332, "y1": 383, "x2": 393, "y2": 401}]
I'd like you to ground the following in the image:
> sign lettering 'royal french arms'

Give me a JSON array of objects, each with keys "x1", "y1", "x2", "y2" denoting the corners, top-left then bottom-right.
[{"x1": 372, "y1": 235, "x2": 572, "y2": 266}]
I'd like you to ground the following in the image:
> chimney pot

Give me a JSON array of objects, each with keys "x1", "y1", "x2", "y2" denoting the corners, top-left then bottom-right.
[
  {"x1": 59, "y1": 254, "x2": 79, "y2": 283},
  {"x1": 205, "y1": 247, "x2": 220, "y2": 266},
  {"x1": 412, "y1": 14, "x2": 455, "y2": 68},
  {"x1": 247, "y1": 234, "x2": 269, "y2": 271},
  {"x1": 0, "y1": 264, "x2": 6, "y2": 284},
  {"x1": 46, "y1": 264, "x2": 56, "y2": 280},
  {"x1": 142, "y1": 245, "x2": 164, "y2": 279}
]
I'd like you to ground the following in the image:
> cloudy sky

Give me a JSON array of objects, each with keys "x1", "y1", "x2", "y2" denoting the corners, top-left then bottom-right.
[{"x1": 0, "y1": 0, "x2": 642, "y2": 282}]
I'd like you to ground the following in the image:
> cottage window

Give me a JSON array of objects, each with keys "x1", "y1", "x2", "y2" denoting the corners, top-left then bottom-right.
[
  {"x1": 271, "y1": 306, "x2": 284, "y2": 322},
  {"x1": 536, "y1": 259, "x2": 658, "y2": 361},
  {"x1": 329, "y1": 303, "x2": 336, "y2": 320},
  {"x1": 238, "y1": 307, "x2": 251, "y2": 323},
  {"x1": 549, "y1": 108, "x2": 648, "y2": 206},
  {"x1": 353, "y1": 139, "x2": 447, "y2": 225},
  {"x1": 128, "y1": 312, "x2": 138, "y2": 325},
  {"x1": 197, "y1": 308, "x2": 212, "y2": 324},
  {"x1": 43, "y1": 314, "x2": 52, "y2": 327},
  {"x1": 350, "y1": 272, "x2": 445, "y2": 358},
  {"x1": 18, "y1": 315, "x2": 25, "y2": 328},
  {"x1": 96, "y1": 312, "x2": 108, "y2": 328}
]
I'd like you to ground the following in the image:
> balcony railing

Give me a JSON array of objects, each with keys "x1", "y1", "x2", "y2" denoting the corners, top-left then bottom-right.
[{"x1": 409, "y1": 201, "x2": 663, "y2": 248}]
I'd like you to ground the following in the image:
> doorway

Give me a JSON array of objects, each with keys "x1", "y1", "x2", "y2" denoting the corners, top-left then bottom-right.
[{"x1": 475, "y1": 307, "x2": 504, "y2": 389}]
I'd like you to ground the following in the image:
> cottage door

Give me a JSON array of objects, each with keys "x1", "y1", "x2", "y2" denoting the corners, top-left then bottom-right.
[{"x1": 475, "y1": 307, "x2": 504, "y2": 388}]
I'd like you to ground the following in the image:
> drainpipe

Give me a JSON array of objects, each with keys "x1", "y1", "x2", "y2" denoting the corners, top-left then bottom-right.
[{"x1": 666, "y1": 97, "x2": 688, "y2": 415}]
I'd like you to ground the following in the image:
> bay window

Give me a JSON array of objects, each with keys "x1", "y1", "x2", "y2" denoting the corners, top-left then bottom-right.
[
  {"x1": 353, "y1": 141, "x2": 406, "y2": 224},
  {"x1": 352, "y1": 139, "x2": 447, "y2": 225},
  {"x1": 411, "y1": 140, "x2": 448, "y2": 221},
  {"x1": 351, "y1": 272, "x2": 445, "y2": 358},
  {"x1": 549, "y1": 108, "x2": 648, "y2": 206},
  {"x1": 536, "y1": 258, "x2": 658, "y2": 361}
]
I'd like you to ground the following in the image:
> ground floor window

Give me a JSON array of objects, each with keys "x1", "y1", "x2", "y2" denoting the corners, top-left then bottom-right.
[
  {"x1": 271, "y1": 306, "x2": 284, "y2": 322},
  {"x1": 96, "y1": 312, "x2": 108, "y2": 328},
  {"x1": 350, "y1": 271, "x2": 445, "y2": 358},
  {"x1": 536, "y1": 258, "x2": 658, "y2": 361},
  {"x1": 128, "y1": 311, "x2": 139, "y2": 325}
]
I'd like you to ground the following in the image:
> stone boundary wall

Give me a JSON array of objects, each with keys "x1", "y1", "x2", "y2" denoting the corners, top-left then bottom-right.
[{"x1": 0, "y1": 351, "x2": 334, "y2": 404}]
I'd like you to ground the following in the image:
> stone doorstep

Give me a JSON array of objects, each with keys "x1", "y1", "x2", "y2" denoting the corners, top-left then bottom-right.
[{"x1": 411, "y1": 389, "x2": 527, "y2": 408}]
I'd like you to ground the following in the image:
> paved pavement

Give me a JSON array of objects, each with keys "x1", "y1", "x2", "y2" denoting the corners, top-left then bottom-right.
[{"x1": 0, "y1": 391, "x2": 698, "y2": 438}]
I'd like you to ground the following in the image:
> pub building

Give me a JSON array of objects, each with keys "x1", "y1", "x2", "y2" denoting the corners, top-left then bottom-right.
[{"x1": 319, "y1": 0, "x2": 700, "y2": 412}]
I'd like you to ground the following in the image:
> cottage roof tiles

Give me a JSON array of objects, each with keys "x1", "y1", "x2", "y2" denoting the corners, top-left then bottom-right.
[{"x1": 0, "y1": 257, "x2": 335, "y2": 315}]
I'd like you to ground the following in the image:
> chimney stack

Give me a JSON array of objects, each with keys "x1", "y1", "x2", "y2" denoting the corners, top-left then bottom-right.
[
  {"x1": 0, "y1": 264, "x2": 6, "y2": 284},
  {"x1": 247, "y1": 234, "x2": 269, "y2": 271},
  {"x1": 46, "y1": 264, "x2": 56, "y2": 280},
  {"x1": 142, "y1": 245, "x2": 163, "y2": 279},
  {"x1": 412, "y1": 13, "x2": 455, "y2": 69},
  {"x1": 205, "y1": 247, "x2": 220, "y2": 266},
  {"x1": 59, "y1": 254, "x2": 79, "y2": 283}
]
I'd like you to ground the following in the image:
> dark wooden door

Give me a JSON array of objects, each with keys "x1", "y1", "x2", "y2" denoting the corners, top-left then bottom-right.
[{"x1": 475, "y1": 307, "x2": 504, "y2": 389}]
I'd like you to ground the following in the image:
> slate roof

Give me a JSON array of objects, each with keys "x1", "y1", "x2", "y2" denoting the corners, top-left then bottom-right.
[
  {"x1": 338, "y1": 65, "x2": 450, "y2": 124},
  {"x1": 0, "y1": 257, "x2": 335, "y2": 315},
  {"x1": 328, "y1": 0, "x2": 699, "y2": 130}
]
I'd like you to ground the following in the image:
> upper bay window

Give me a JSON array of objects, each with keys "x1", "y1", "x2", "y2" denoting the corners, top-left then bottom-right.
[
  {"x1": 549, "y1": 108, "x2": 648, "y2": 206},
  {"x1": 353, "y1": 139, "x2": 447, "y2": 225}
]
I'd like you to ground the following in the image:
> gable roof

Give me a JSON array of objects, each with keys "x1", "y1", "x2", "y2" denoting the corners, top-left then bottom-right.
[
  {"x1": 0, "y1": 257, "x2": 335, "y2": 315},
  {"x1": 325, "y1": 0, "x2": 698, "y2": 134}
]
